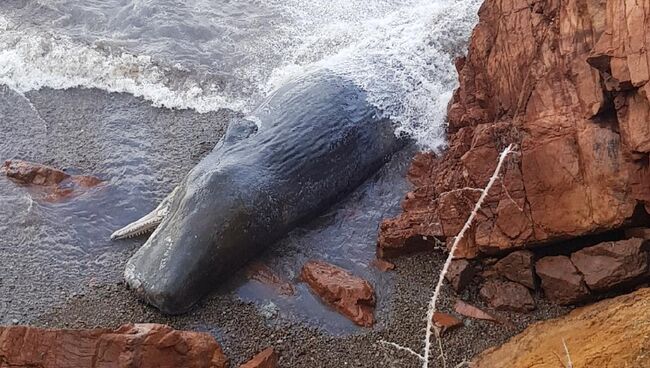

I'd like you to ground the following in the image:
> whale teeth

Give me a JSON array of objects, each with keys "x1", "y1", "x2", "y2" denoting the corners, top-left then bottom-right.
[{"x1": 110, "y1": 187, "x2": 179, "y2": 241}]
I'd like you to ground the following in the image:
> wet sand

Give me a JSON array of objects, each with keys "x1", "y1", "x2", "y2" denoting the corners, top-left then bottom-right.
[{"x1": 2, "y1": 86, "x2": 572, "y2": 367}]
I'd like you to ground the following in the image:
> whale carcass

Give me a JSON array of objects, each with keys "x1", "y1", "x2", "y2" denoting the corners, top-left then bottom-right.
[{"x1": 112, "y1": 71, "x2": 404, "y2": 314}]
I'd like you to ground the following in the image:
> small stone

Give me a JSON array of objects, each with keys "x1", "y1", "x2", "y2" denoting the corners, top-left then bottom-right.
[
  {"x1": 479, "y1": 279, "x2": 535, "y2": 312},
  {"x1": 11, "y1": 319, "x2": 19, "y2": 325},
  {"x1": 432, "y1": 312, "x2": 464, "y2": 335},
  {"x1": 246, "y1": 262, "x2": 295, "y2": 296},
  {"x1": 494, "y1": 250, "x2": 536, "y2": 289},
  {"x1": 445, "y1": 259, "x2": 476, "y2": 292},
  {"x1": 240, "y1": 347, "x2": 278, "y2": 368},
  {"x1": 454, "y1": 300, "x2": 499, "y2": 323},
  {"x1": 371, "y1": 258, "x2": 396, "y2": 272}
]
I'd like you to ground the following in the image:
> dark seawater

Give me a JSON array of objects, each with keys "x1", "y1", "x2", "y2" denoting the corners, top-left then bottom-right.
[{"x1": 0, "y1": 0, "x2": 481, "y2": 331}]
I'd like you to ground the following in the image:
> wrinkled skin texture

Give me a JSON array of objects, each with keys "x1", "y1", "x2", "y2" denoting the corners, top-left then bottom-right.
[{"x1": 125, "y1": 71, "x2": 403, "y2": 314}]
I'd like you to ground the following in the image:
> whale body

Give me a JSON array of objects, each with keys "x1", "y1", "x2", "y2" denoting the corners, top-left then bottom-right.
[{"x1": 122, "y1": 71, "x2": 404, "y2": 314}]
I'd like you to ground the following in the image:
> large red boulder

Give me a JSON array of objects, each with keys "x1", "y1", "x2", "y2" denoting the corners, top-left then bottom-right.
[
  {"x1": 300, "y1": 260, "x2": 376, "y2": 327},
  {"x1": 0, "y1": 323, "x2": 229, "y2": 368},
  {"x1": 570, "y1": 238, "x2": 649, "y2": 291}
]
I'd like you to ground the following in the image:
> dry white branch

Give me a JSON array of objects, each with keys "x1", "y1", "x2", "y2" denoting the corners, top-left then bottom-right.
[
  {"x1": 562, "y1": 339, "x2": 573, "y2": 368},
  {"x1": 379, "y1": 340, "x2": 425, "y2": 361},
  {"x1": 499, "y1": 178, "x2": 524, "y2": 212},
  {"x1": 380, "y1": 144, "x2": 516, "y2": 368},
  {"x1": 439, "y1": 187, "x2": 484, "y2": 198},
  {"x1": 421, "y1": 144, "x2": 514, "y2": 368}
]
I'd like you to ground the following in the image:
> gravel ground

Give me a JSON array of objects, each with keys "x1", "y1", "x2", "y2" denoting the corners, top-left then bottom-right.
[
  {"x1": 2, "y1": 86, "x2": 573, "y2": 367},
  {"x1": 35, "y1": 251, "x2": 571, "y2": 367}
]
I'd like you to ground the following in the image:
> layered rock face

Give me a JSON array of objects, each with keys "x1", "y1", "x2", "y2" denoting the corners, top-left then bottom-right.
[
  {"x1": 471, "y1": 287, "x2": 650, "y2": 368},
  {"x1": 0, "y1": 323, "x2": 228, "y2": 368},
  {"x1": 379, "y1": 0, "x2": 650, "y2": 259}
]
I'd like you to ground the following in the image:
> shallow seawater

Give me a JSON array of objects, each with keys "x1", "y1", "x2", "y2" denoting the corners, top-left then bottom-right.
[
  {"x1": 0, "y1": 86, "x2": 231, "y2": 324},
  {"x1": 0, "y1": 0, "x2": 480, "y2": 333},
  {"x1": 235, "y1": 147, "x2": 414, "y2": 333},
  {"x1": 0, "y1": 84, "x2": 413, "y2": 333}
]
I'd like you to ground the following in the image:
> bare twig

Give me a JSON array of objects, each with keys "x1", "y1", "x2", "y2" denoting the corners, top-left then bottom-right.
[
  {"x1": 439, "y1": 187, "x2": 485, "y2": 197},
  {"x1": 379, "y1": 340, "x2": 425, "y2": 361},
  {"x1": 562, "y1": 339, "x2": 573, "y2": 368},
  {"x1": 436, "y1": 332, "x2": 447, "y2": 368},
  {"x1": 381, "y1": 144, "x2": 516, "y2": 368},
  {"x1": 421, "y1": 144, "x2": 514, "y2": 368},
  {"x1": 499, "y1": 178, "x2": 524, "y2": 212}
]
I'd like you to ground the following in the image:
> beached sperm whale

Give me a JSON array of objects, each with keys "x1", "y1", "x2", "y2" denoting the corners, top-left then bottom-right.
[{"x1": 111, "y1": 70, "x2": 404, "y2": 314}]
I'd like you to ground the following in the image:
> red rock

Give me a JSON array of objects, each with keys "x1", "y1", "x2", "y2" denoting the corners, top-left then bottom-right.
[
  {"x1": 570, "y1": 238, "x2": 649, "y2": 292},
  {"x1": 535, "y1": 256, "x2": 590, "y2": 305},
  {"x1": 494, "y1": 250, "x2": 536, "y2": 289},
  {"x1": 432, "y1": 312, "x2": 463, "y2": 335},
  {"x1": 479, "y1": 279, "x2": 535, "y2": 313},
  {"x1": 246, "y1": 262, "x2": 295, "y2": 296},
  {"x1": 72, "y1": 175, "x2": 103, "y2": 188},
  {"x1": 301, "y1": 260, "x2": 376, "y2": 327},
  {"x1": 2, "y1": 159, "x2": 102, "y2": 202},
  {"x1": 371, "y1": 258, "x2": 395, "y2": 272},
  {"x1": 377, "y1": 0, "x2": 650, "y2": 259},
  {"x1": 445, "y1": 259, "x2": 475, "y2": 292},
  {"x1": 239, "y1": 347, "x2": 278, "y2": 368},
  {"x1": 2, "y1": 160, "x2": 69, "y2": 185},
  {"x1": 453, "y1": 300, "x2": 498, "y2": 323},
  {"x1": 0, "y1": 323, "x2": 228, "y2": 368}
]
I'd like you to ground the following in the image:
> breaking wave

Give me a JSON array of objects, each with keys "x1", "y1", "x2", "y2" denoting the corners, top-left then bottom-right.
[{"x1": 0, "y1": 0, "x2": 481, "y2": 148}]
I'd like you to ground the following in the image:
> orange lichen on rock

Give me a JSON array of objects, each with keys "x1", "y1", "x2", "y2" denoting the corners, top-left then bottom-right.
[{"x1": 471, "y1": 288, "x2": 650, "y2": 368}]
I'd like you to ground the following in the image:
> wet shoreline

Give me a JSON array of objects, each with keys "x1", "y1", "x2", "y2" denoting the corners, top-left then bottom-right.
[{"x1": 2, "y1": 86, "x2": 572, "y2": 367}]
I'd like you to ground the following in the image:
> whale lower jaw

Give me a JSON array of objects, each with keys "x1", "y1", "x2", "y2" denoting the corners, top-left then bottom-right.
[
  {"x1": 110, "y1": 187, "x2": 179, "y2": 240},
  {"x1": 124, "y1": 256, "x2": 193, "y2": 315}
]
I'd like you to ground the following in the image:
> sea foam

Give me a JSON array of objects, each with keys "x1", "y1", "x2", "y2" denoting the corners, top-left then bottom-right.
[{"x1": 0, "y1": 0, "x2": 481, "y2": 149}]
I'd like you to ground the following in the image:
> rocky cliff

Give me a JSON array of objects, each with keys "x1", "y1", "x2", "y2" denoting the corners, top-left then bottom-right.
[{"x1": 379, "y1": 0, "x2": 650, "y2": 259}]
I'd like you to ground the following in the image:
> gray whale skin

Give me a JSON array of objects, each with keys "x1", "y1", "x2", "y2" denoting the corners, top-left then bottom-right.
[{"x1": 124, "y1": 70, "x2": 404, "y2": 314}]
